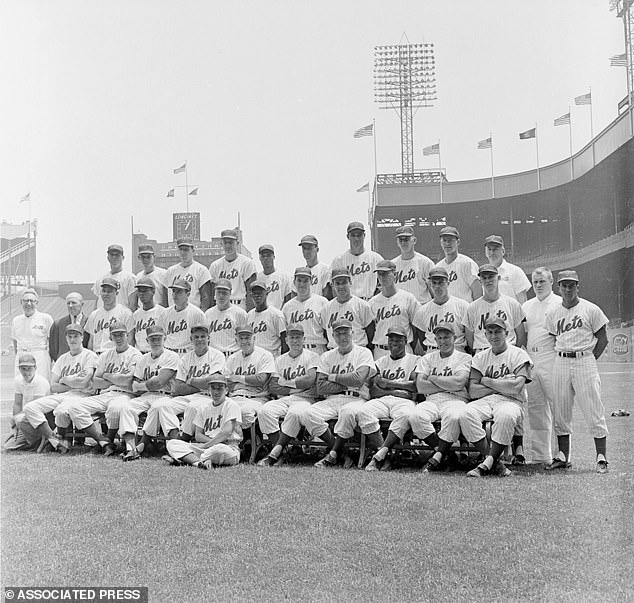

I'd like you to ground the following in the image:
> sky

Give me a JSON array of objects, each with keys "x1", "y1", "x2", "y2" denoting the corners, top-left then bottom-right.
[{"x1": 1, "y1": 0, "x2": 627, "y2": 282}]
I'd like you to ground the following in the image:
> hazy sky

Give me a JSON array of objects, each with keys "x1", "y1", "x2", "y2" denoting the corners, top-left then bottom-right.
[{"x1": 2, "y1": 0, "x2": 627, "y2": 282}]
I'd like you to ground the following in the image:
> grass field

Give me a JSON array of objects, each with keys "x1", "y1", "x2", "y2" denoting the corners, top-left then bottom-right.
[{"x1": 1, "y1": 362, "x2": 633, "y2": 602}]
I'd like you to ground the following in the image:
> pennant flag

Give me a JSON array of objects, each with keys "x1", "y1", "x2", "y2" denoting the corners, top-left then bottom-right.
[
  {"x1": 356, "y1": 183, "x2": 369, "y2": 193},
  {"x1": 477, "y1": 137, "x2": 492, "y2": 149},
  {"x1": 618, "y1": 95, "x2": 630, "y2": 112},
  {"x1": 519, "y1": 128, "x2": 536, "y2": 140},
  {"x1": 189, "y1": 188, "x2": 198, "y2": 196},
  {"x1": 353, "y1": 124, "x2": 373, "y2": 138},
  {"x1": 167, "y1": 189, "x2": 175, "y2": 197},
  {"x1": 610, "y1": 53, "x2": 627, "y2": 67},
  {"x1": 20, "y1": 192, "x2": 30, "y2": 204},
  {"x1": 423, "y1": 143, "x2": 440, "y2": 156},
  {"x1": 575, "y1": 92, "x2": 592, "y2": 106},
  {"x1": 554, "y1": 112, "x2": 571, "y2": 126},
  {"x1": 173, "y1": 163, "x2": 187, "y2": 174}
]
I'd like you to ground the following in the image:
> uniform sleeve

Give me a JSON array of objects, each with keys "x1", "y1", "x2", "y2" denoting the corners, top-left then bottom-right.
[
  {"x1": 223, "y1": 355, "x2": 237, "y2": 376},
  {"x1": 456, "y1": 353, "x2": 473, "y2": 375},
  {"x1": 244, "y1": 258, "x2": 257, "y2": 280},
  {"x1": 589, "y1": 303, "x2": 609, "y2": 332},
  {"x1": 408, "y1": 294, "x2": 422, "y2": 322},
  {"x1": 96, "y1": 352, "x2": 109, "y2": 374},
  {"x1": 175, "y1": 357, "x2": 188, "y2": 382},
  {"x1": 85, "y1": 351, "x2": 100, "y2": 371},
  {"x1": 44, "y1": 313, "x2": 54, "y2": 333},
  {"x1": 276, "y1": 309, "x2": 287, "y2": 332},
  {"x1": 193, "y1": 408, "x2": 206, "y2": 430},
  {"x1": 196, "y1": 264, "x2": 212, "y2": 287},
  {"x1": 127, "y1": 349, "x2": 142, "y2": 372},
  {"x1": 512, "y1": 266, "x2": 531, "y2": 295},
  {"x1": 359, "y1": 299, "x2": 374, "y2": 328},
  {"x1": 222, "y1": 399, "x2": 242, "y2": 425},
  {"x1": 330, "y1": 254, "x2": 344, "y2": 271},
  {"x1": 416, "y1": 355, "x2": 431, "y2": 378},
  {"x1": 463, "y1": 303, "x2": 476, "y2": 332},
  {"x1": 52, "y1": 357, "x2": 64, "y2": 380},
  {"x1": 133, "y1": 356, "x2": 146, "y2": 380},
  {"x1": 509, "y1": 298, "x2": 525, "y2": 329},
  {"x1": 123, "y1": 308, "x2": 135, "y2": 331},
  {"x1": 208, "y1": 350, "x2": 226, "y2": 374},
  {"x1": 208, "y1": 261, "x2": 219, "y2": 283},
  {"x1": 466, "y1": 256, "x2": 479, "y2": 281},
  {"x1": 163, "y1": 351, "x2": 181, "y2": 371},
  {"x1": 306, "y1": 350, "x2": 320, "y2": 370},
  {"x1": 257, "y1": 350, "x2": 277, "y2": 374},
  {"x1": 356, "y1": 347, "x2": 376, "y2": 370},
  {"x1": 470, "y1": 352, "x2": 486, "y2": 375},
  {"x1": 317, "y1": 353, "x2": 331, "y2": 375}
]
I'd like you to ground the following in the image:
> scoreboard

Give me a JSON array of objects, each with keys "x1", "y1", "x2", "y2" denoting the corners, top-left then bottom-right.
[{"x1": 173, "y1": 212, "x2": 200, "y2": 241}]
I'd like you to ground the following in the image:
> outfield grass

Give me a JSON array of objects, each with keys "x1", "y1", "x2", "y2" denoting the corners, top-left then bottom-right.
[{"x1": 1, "y1": 364, "x2": 633, "y2": 602}]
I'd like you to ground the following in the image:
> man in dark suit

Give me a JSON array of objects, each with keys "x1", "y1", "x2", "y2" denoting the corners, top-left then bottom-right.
[{"x1": 49, "y1": 292, "x2": 89, "y2": 361}]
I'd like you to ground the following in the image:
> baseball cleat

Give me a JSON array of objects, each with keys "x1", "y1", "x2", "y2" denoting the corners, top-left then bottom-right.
[
  {"x1": 596, "y1": 460, "x2": 609, "y2": 474},
  {"x1": 314, "y1": 453, "x2": 337, "y2": 468},
  {"x1": 365, "y1": 457, "x2": 382, "y2": 471},
  {"x1": 257, "y1": 455, "x2": 278, "y2": 467},
  {"x1": 193, "y1": 461, "x2": 208, "y2": 470},
  {"x1": 511, "y1": 454, "x2": 526, "y2": 466},
  {"x1": 466, "y1": 463, "x2": 489, "y2": 478},
  {"x1": 122, "y1": 450, "x2": 141, "y2": 462},
  {"x1": 492, "y1": 461, "x2": 512, "y2": 477},
  {"x1": 162, "y1": 454, "x2": 181, "y2": 466},
  {"x1": 103, "y1": 444, "x2": 116, "y2": 457},
  {"x1": 57, "y1": 439, "x2": 71, "y2": 454},
  {"x1": 421, "y1": 456, "x2": 442, "y2": 473},
  {"x1": 545, "y1": 458, "x2": 572, "y2": 471}
]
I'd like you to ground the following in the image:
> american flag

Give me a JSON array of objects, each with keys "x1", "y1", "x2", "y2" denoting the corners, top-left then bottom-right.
[
  {"x1": 353, "y1": 124, "x2": 373, "y2": 138},
  {"x1": 423, "y1": 143, "x2": 439, "y2": 156},
  {"x1": 519, "y1": 128, "x2": 536, "y2": 140},
  {"x1": 575, "y1": 92, "x2": 592, "y2": 106},
  {"x1": 477, "y1": 137, "x2": 492, "y2": 150},
  {"x1": 173, "y1": 162, "x2": 187, "y2": 174},
  {"x1": 554, "y1": 112, "x2": 571, "y2": 126},
  {"x1": 189, "y1": 188, "x2": 198, "y2": 196},
  {"x1": 356, "y1": 183, "x2": 369, "y2": 193},
  {"x1": 19, "y1": 192, "x2": 30, "y2": 204},
  {"x1": 167, "y1": 189, "x2": 175, "y2": 198},
  {"x1": 610, "y1": 53, "x2": 627, "y2": 67}
]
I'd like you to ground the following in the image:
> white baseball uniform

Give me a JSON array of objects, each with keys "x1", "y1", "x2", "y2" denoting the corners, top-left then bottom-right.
[
  {"x1": 435, "y1": 254, "x2": 479, "y2": 302},
  {"x1": 282, "y1": 295, "x2": 329, "y2": 352},
  {"x1": 136, "y1": 266, "x2": 168, "y2": 308},
  {"x1": 321, "y1": 296, "x2": 374, "y2": 349},
  {"x1": 464, "y1": 294, "x2": 525, "y2": 351},
  {"x1": 545, "y1": 298, "x2": 609, "y2": 440},
  {"x1": 158, "y1": 303, "x2": 206, "y2": 354},
  {"x1": 497, "y1": 260, "x2": 531, "y2": 301},
  {"x1": 331, "y1": 249, "x2": 384, "y2": 300},
  {"x1": 392, "y1": 252, "x2": 434, "y2": 304},
  {"x1": 205, "y1": 304, "x2": 248, "y2": 356},
  {"x1": 291, "y1": 263, "x2": 332, "y2": 296},
  {"x1": 257, "y1": 270, "x2": 293, "y2": 310},
  {"x1": 132, "y1": 305, "x2": 168, "y2": 353},
  {"x1": 368, "y1": 289, "x2": 420, "y2": 358},
  {"x1": 413, "y1": 296, "x2": 469, "y2": 352},
  {"x1": 93, "y1": 270, "x2": 137, "y2": 309},
  {"x1": 11, "y1": 310, "x2": 54, "y2": 379},
  {"x1": 85, "y1": 305, "x2": 135, "y2": 355},
  {"x1": 164, "y1": 261, "x2": 212, "y2": 308},
  {"x1": 209, "y1": 254, "x2": 257, "y2": 307},
  {"x1": 247, "y1": 306, "x2": 287, "y2": 356}
]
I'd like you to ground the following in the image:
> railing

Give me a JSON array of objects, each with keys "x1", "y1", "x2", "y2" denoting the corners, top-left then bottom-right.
[{"x1": 0, "y1": 238, "x2": 32, "y2": 265}]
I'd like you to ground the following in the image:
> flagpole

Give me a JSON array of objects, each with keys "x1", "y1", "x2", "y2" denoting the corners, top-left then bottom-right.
[
  {"x1": 372, "y1": 119, "x2": 378, "y2": 189},
  {"x1": 534, "y1": 122, "x2": 540, "y2": 191},
  {"x1": 589, "y1": 87, "x2": 595, "y2": 167},
  {"x1": 27, "y1": 195, "x2": 32, "y2": 287},
  {"x1": 568, "y1": 105, "x2": 573, "y2": 181},
  {"x1": 489, "y1": 132, "x2": 495, "y2": 198},
  {"x1": 185, "y1": 160, "x2": 189, "y2": 213},
  {"x1": 438, "y1": 139, "x2": 443, "y2": 204}
]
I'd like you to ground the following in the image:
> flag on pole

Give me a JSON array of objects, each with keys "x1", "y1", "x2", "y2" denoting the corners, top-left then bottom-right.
[
  {"x1": 20, "y1": 192, "x2": 30, "y2": 204},
  {"x1": 189, "y1": 188, "x2": 198, "y2": 196},
  {"x1": 575, "y1": 92, "x2": 592, "y2": 106},
  {"x1": 167, "y1": 189, "x2": 175, "y2": 197},
  {"x1": 356, "y1": 183, "x2": 369, "y2": 193},
  {"x1": 423, "y1": 143, "x2": 440, "y2": 156},
  {"x1": 477, "y1": 137, "x2": 492, "y2": 149},
  {"x1": 173, "y1": 163, "x2": 187, "y2": 174},
  {"x1": 610, "y1": 53, "x2": 627, "y2": 67},
  {"x1": 554, "y1": 112, "x2": 571, "y2": 126},
  {"x1": 353, "y1": 124, "x2": 373, "y2": 138},
  {"x1": 519, "y1": 128, "x2": 536, "y2": 140}
]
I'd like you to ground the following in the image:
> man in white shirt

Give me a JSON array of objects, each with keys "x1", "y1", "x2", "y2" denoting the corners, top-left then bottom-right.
[
  {"x1": 93, "y1": 244, "x2": 137, "y2": 311},
  {"x1": 298, "y1": 234, "x2": 332, "y2": 299},
  {"x1": 256, "y1": 244, "x2": 293, "y2": 309},
  {"x1": 435, "y1": 226, "x2": 481, "y2": 302},
  {"x1": 136, "y1": 243, "x2": 168, "y2": 307},
  {"x1": 483, "y1": 235, "x2": 531, "y2": 303},
  {"x1": 164, "y1": 239, "x2": 213, "y2": 310},
  {"x1": 391, "y1": 225, "x2": 434, "y2": 304}
]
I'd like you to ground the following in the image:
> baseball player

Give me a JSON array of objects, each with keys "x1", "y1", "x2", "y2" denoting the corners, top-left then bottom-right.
[
  {"x1": 521, "y1": 267, "x2": 562, "y2": 464},
  {"x1": 11, "y1": 288, "x2": 53, "y2": 379},
  {"x1": 205, "y1": 279, "x2": 248, "y2": 357},
  {"x1": 483, "y1": 235, "x2": 531, "y2": 303},
  {"x1": 321, "y1": 268, "x2": 374, "y2": 350},
  {"x1": 408, "y1": 322, "x2": 472, "y2": 472},
  {"x1": 85, "y1": 277, "x2": 135, "y2": 355},
  {"x1": 6, "y1": 354, "x2": 50, "y2": 451},
  {"x1": 223, "y1": 324, "x2": 276, "y2": 432},
  {"x1": 172, "y1": 325, "x2": 226, "y2": 443},
  {"x1": 461, "y1": 317, "x2": 533, "y2": 478},
  {"x1": 165, "y1": 374, "x2": 242, "y2": 469},
  {"x1": 209, "y1": 229, "x2": 257, "y2": 310},
  {"x1": 309, "y1": 320, "x2": 376, "y2": 468},
  {"x1": 297, "y1": 234, "x2": 332, "y2": 299},
  {"x1": 463, "y1": 264, "x2": 526, "y2": 353},
  {"x1": 49, "y1": 292, "x2": 89, "y2": 361},
  {"x1": 67, "y1": 321, "x2": 142, "y2": 456},
  {"x1": 282, "y1": 267, "x2": 328, "y2": 355},
  {"x1": 435, "y1": 226, "x2": 482, "y2": 302},
  {"x1": 159, "y1": 278, "x2": 206, "y2": 355},
  {"x1": 331, "y1": 222, "x2": 383, "y2": 301},
  {"x1": 93, "y1": 244, "x2": 137, "y2": 311},
  {"x1": 392, "y1": 225, "x2": 434, "y2": 304},
  {"x1": 164, "y1": 239, "x2": 212, "y2": 310},
  {"x1": 413, "y1": 267, "x2": 468, "y2": 353},
  {"x1": 544, "y1": 270, "x2": 609, "y2": 474},
  {"x1": 22, "y1": 323, "x2": 98, "y2": 454},
  {"x1": 368, "y1": 261, "x2": 420, "y2": 359},
  {"x1": 136, "y1": 243, "x2": 168, "y2": 307},
  {"x1": 247, "y1": 280, "x2": 287, "y2": 357},
  {"x1": 257, "y1": 244, "x2": 293, "y2": 309},
  {"x1": 130, "y1": 325, "x2": 180, "y2": 459},
  {"x1": 357, "y1": 326, "x2": 419, "y2": 471},
  {"x1": 256, "y1": 323, "x2": 320, "y2": 466},
  {"x1": 131, "y1": 276, "x2": 168, "y2": 353}
]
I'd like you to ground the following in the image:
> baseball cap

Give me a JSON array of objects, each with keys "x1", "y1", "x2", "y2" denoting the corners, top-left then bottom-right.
[
  {"x1": 146, "y1": 324, "x2": 165, "y2": 337},
  {"x1": 17, "y1": 353, "x2": 37, "y2": 367},
  {"x1": 214, "y1": 278, "x2": 232, "y2": 291},
  {"x1": 107, "y1": 244, "x2": 124, "y2": 254},
  {"x1": 557, "y1": 270, "x2": 579, "y2": 283},
  {"x1": 208, "y1": 374, "x2": 227, "y2": 385},
  {"x1": 138, "y1": 244, "x2": 155, "y2": 254},
  {"x1": 298, "y1": 235, "x2": 319, "y2": 246},
  {"x1": 236, "y1": 324, "x2": 254, "y2": 335},
  {"x1": 395, "y1": 225, "x2": 415, "y2": 237},
  {"x1": 439, "y1": 226, "x2": 460, "y2": 238},
  {"x1": 250, "y1": 280, "x2": 267, "y2": 291},
  {"x1": 484, "y1": 235, "x2": 504, "y2": 247},
  {"x1": 387, "y1": 326, "x2": 408, "y2": 338},
  {"x1": 286, "y1": 323, "x2": 304, "y2": 334},
  {"x1": 346, "y1": 221, "x2": 365, "y2": 233},
  {"x1": 428, "y1": 267, "x2": 449, "y2": 280},
  {"x1": 332, "y1": 319, "x2": 353, "y2": 332},
  {"x1": 169, "y1": 278, "x2": 191, "y2": 292},
  {"x1": 176, "y1": 238, "x2": 194, "y2": 248},
  {"x1": 294, "y1": 267, "x2": 312, "y2": 278},
  {"x1": 484, "y1": 316, "x2": 507, "y2": 330},
  {"x1": 221, "y1": 229, "x2": 238, "y2": 240},
  {"x1": 478, "y1": 264, "x2": 499, "y2": 275},
  {"x1": 331, "y1": 268, "x2": 351, "y2": 280},
  {"x1": 135, "y1": 275, "x2": 156, "y2": 290},
  {"x1": 191, "y1": 323, "x2": 210, "y2": 334},
  {"x1": 65, "y1": 323, "x2": 84, "y2": 335},
  {"x1": 258, "y1": 244, "x2": 274, "y2": 254},
  {"x1": 100, "y1": 277, "x2": 120, "y2": 290},
  {"x1": 109, "y1": 321, "x2": 128, "y2": 334},
  {"x1": 374, "y1": 260, "x2": 396, "y2": 272},
  {"x1": 432, "y1": 321, "x2": 454, "y2": 335}
]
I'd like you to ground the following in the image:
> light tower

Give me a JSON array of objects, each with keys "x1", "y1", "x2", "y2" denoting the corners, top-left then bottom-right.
[
  {"x1": 374, "y1": 42, "x2": 437, "y2": 176},
  {"x1": 611, "y1": 0, "x2": 634, "y2": 104}
]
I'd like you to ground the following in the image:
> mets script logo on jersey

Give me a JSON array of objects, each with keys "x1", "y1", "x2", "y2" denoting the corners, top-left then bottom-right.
[
  {"x1": 136, "y1": 316, "x2": 156, "y2": 332},
  {"x1": 289, "y1": 308, "x2": 315, "y2": 323},
  {"x1": 219, "y1": 268, "x2": 239, "y2": 280},
  {"x1": 267, "y1": 281, "x2": 280, "y2": 294},
  {"x1": 478, "y1": 310, "x2": 508, "y2": 330},
  {"x1": 236, "y1": 365, "x2": 256, "y2": 376},
  {"x1": 484, "y1": 363, "x2": 511, "y2": 379},
  {"x1": 252, "y1": 320, "x2": 268, "y2": 334},
  {"x1": 209, "y1": 317, "x2": 233, "y2": 333},
  {"x1": 60, "y1": 362, "x2": 83, "y2": 377},
  {"x1": 95, "y1": 317, "x2": 117, "y2": 333},
  {"x1": 328, "y1": 312, "x2": 353, "y2": 329},
  {"x1": 187, "y1": 363, "x2": 211, "y2": 379},
  {"x1": 431, "y1": 366, "x2": 453, "y2": 377},
  {"x1": 174, "y1": 274, "x2": 193, "y2": 284},
  {"x1": 167, "y1": 319, "x2": 188, "y2": 335},
  {"x1": 332, "y1": 362, "x2": 354, "y2": 374},
  {"x1": 448, "y1": 271, "x2": 458, "y2": 283},
  {"x1": 381, "y1": 366, "x2": 406, "y2": 380},
  {"x1": 347, "y1": 262, "x2": 370, "y2": 277},
  {"x1": 105, "y1": 360, "x2": 129, "y2": 375},
  {"x1": 142, "y1": 366, "x2": 160, "y2": 380},
  {"x1": 376, "y1": 304, "x2": 401, "y2": 322},
  {"x1": 283, "y1": 365, "x2": 307, "y2": 380},
  {"x1": 203, "y1": 414, "x2": 222, "y2": 432},
  {"x1": 555, "y1": 315, "x2": 583, "y2": 335},
  {"x1": 394, "y1": 268, "x2": 416, "y2": 285},
  {"x1": 310, "y1": 273, "x2": 319, "y2": 286},
  {"x1": 428, "y1": 312, "x2": 455, "y2": 331}
]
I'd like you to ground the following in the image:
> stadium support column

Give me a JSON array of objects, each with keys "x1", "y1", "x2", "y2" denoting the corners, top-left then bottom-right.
[
  {"x1": 509, "y1": 204, "x2": 515, "y2": 258},
  {"x1": 568, "y1": 196, "x2": 574, "y2": 251}
]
